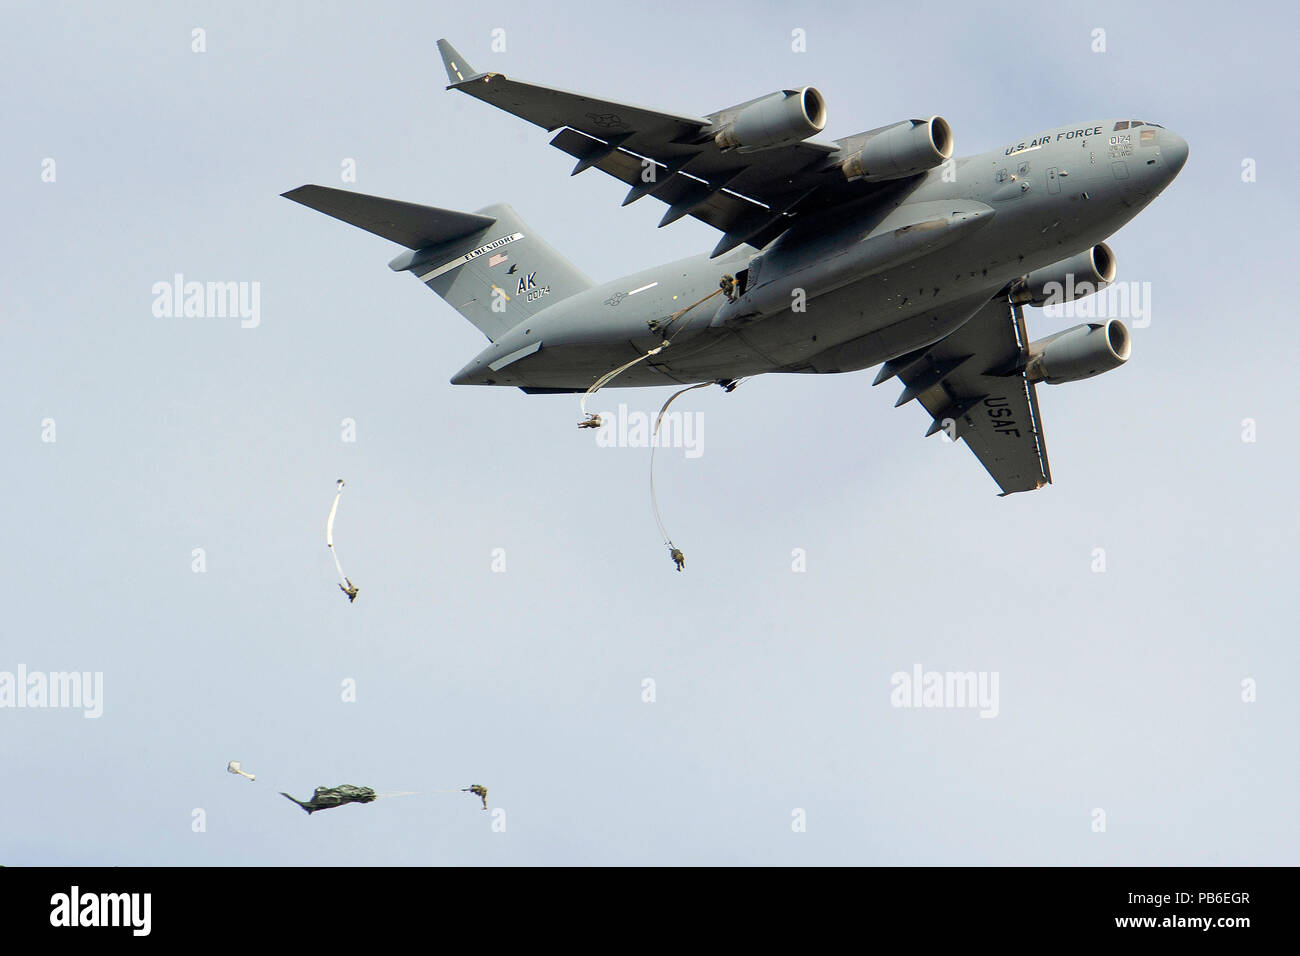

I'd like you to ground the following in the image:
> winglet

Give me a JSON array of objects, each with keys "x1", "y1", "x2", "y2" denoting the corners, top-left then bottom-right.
[{"x1": 437, "y1": 38, "x2": 482, "y2": 87}]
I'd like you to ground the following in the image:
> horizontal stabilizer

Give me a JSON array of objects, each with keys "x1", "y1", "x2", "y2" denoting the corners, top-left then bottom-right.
[{"x1": 282, "y1": 185, "x2": 496, "y2": 250}]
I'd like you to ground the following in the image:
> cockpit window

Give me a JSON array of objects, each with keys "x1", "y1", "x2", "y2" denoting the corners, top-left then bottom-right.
[
  {"x1": 1114, "y1": 121, "x2": 1130, "y2": 130},
  {"x1": 1131, "y1": 121, "x2": 1144, "y2": 127},
  {"x1": 1147, "y1": 123, "x2": 1164, "y2": 128}
]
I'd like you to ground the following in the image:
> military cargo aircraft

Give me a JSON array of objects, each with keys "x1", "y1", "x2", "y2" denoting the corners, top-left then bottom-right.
[{"x1": 284, "y1": 38, "x2": 1187, "y2": 494}]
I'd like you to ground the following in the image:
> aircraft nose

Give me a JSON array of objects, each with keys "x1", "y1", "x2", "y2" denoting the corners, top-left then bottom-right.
[
  {"x1": 450, "y1": 356, "x2": 486, "y2": 385},
  {"x1": 1161, "y1": 129, "x2": 1188, "y2": 176}
]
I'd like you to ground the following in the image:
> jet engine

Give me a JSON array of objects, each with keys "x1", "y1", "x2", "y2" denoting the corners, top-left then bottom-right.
[
  {"x1": 1013, "y1": 243, "x2": 1117, "y2": 306},
  {"x1": 840, "y1": 117, "x2": 953, "y2": 182},
  {"x1": 713, "y1": 88, "x2": 828, "y2": 150},
  {"x1": 1025, "y1": 318, "x2": 1131, "y2": 384}
]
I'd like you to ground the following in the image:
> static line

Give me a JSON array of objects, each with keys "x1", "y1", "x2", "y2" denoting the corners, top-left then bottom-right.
[
  {"x1": 650, "y1": 382, "x2": 711, "y2": 568},
  {"x1": 577, "y1": 284, "x2": 729, "y2": 427},
  {"x1": 326, "y1": 479, "x2": 358, "y2": 602}
]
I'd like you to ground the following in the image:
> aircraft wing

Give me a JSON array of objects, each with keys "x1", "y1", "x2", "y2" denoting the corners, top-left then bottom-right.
[
  {"x1": 437, "y1": 39, "x2": 904, "y2": 258},
  {"x1": 877, "y1": 296, "x2": 1051, "y2": 495}
]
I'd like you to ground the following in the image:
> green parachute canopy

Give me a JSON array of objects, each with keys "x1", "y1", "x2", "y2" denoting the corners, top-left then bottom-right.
[{"x1": 280, "y1": 785, "x2": 377, "y2": 814}]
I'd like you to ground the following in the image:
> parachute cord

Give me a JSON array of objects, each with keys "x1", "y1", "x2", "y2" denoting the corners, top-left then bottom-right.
[
  {"x1": 326, "y1": 484, "x2": 345, "y2": 584},
  {"x1": 227, "y1": 773, "x2": 291, "y2": 792},
  {"x1": 650, "y1": 382, "x2": 711, "y2": 568},
  {"x1": 579, "y1": 347, "x2": 665, "y2": 420},
  {"x1": 661, "y1": 285, "x2": 727, "y2": 338},
  {"x1": 578, "y1": 286, "x2": 726, "y2": 426},
  {"x1": 246, "y1": 786, "x2": 467, "y2": 800},
  {"x1": 328, "y1": 544, "x2": 347, "y2": 587}
]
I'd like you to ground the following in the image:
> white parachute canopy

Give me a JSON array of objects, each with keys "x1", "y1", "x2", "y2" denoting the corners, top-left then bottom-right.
[
  {"x1": 326, "y1": 479, "x2": 358, "y2": 601},
  {"x1": 227, "y1": 760, "x2": 255, "y2": 782}
]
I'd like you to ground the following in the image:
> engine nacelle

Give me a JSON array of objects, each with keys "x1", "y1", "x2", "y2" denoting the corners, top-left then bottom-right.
[
  {"x1": 1025, "y1": 319, "x2": 1131, "y2": 384},
  {"x1": 840, "y1": 117, "x2": 953, "y2": 182},
  {"x1": 1013, "y1": 243, "x2": 1117, "y2": 306},
  {"x1": 713, "y1": 88, "x2": 828, "y2": 151}
]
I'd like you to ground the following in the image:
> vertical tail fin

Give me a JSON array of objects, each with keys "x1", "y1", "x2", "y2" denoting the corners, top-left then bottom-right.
[
  {"x1": 389, "y1": 202, "x2": 593, "y2": 342},
  {"x1": 284, "y1": 185, "x2": 593, "y2": 342}
]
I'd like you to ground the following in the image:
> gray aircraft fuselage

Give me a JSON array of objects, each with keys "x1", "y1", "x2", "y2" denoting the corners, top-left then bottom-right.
[{"x1": 451, "y1": 120, "x2": 1187, "y2": 390}]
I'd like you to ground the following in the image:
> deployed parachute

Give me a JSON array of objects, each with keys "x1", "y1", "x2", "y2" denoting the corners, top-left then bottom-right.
[
  {"x1": 649, "y1": 382, "x2": 711, "y2": 571},
  {"x1": 280, "y1": 785, "x2": 377, "y2": 815},
  {"x1": 228, "y1": 763, "x2": 484, "y2": 815},
  {"x1": 326, "y1": 479, "x2": 359, "y2": 602}
]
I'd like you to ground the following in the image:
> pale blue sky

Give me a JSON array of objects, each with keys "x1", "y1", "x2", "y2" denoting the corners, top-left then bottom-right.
[{"x1": 2, "y1": 0, "x2": 1296, "y2": 865}]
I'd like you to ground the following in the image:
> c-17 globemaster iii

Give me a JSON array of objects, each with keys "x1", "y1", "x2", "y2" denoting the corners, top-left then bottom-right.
[{"x1": 284, "y1": 38, "x2": 1187, "y2": 494}]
